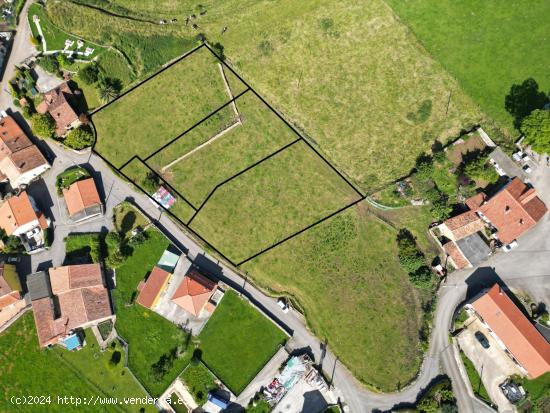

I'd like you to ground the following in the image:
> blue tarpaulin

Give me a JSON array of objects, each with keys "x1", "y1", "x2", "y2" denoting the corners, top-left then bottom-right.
[{"x1": 207, "y1": 393, "x2": 230, "y2": 409}]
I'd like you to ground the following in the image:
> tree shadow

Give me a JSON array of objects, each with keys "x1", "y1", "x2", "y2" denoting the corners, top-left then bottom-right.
[{"x1": 505, "y1": 78, "x2": 548, "y2": 129}]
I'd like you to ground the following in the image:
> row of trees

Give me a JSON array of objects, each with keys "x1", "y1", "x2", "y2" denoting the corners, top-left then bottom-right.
[{"x1": 396, "y1": 229, "x2": 433, "y2": 290}]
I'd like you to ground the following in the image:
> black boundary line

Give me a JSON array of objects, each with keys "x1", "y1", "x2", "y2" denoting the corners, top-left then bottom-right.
[
  {"x1": 90, "y1": 118, "x2": 239, "y2": 266},
  {"x1": 236, "y1": 196, "x2": 365, "y2": 266},
  {"x1": 89, "y1": 43, "x2": 206, "y2": 116},
  {"x1": 204, "y1": 42, "x2": 366, "y2": 198},
  {"x1": 143, "y1": 87, "x2": 250, "y2": 161},
  {"x1": 186, "y1": 137, "x2": 303, "y2": 226},
  {"x1": 90, "y1": 41, "x2": 369, "y2": 266},
  {"x1": 118, "y1": 155, "x2": 138, "y2": 171},
  {"x1": 120, "y1": 156, "x2": 198, "y2": 211}
]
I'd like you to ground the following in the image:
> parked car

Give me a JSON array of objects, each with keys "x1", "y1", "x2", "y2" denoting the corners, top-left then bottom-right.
[
  {"x1": 475, "y1": 331, "x2": 490, "y2": 349},
  {"x1": 500, "y1": 380, "x2": 525, "y2": 403},
  {"x1": 522, "y1": 164, "x2": 532, "y2": 174},
  {"x1": 277, "y1": 297, "x2": 290, "y2": 313},
  {"x1": 502, "y1": 240, "x2": 518, "y2": 252}
]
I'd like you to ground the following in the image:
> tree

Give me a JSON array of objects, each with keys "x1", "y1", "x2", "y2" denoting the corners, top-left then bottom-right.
[
  {"x1": 462, "y1": 151, "x2": 498, "y2": 183},
  {"x1": 521, "y1": 109, "x2": 550, "y2": 155},
  {"x1": 97, "y1": 77, "x2": 122, "y2": 103},
  {"x1": 396, "y1": 229, "x2": 426, "y2": 274},
  {"x1": 64, "y1": 126, "x2": 94, "y2": 149},
  {"x1": 505, "y1": 78, "x2": 548, "y2": 128},
  {"x1": 31, "y1": 113, "x2": 56, "y2": 138},
  {"x1": 56, "y1": 53, "x2": 72, "y2": 68},
  {"x1": 38, "y1": 55, "x2": 59, "y2": 74},
  {"x1": 79, "y1": 64, "x2": 99, "y2": 85},
  {"x1": 105, "y1": 232, "x2": 124, "y2": 268},
  {"x1": 430, "y1": 197, "x2": 453, "y2": 221}
]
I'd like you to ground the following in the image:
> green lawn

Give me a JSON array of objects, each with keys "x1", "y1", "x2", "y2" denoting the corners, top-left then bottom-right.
[
  {"x1": 199, "y1": 291, "x2": 287, "y2": 395},
  {"x1": 244, "y1": 205, "x2": 423, "y2": 391},
  {"x1": 518, "y1": 372, "x2": 550, "y2": 412},
  {"x1": 93, "y1": 46, "x2": 246, "y2": 167},
  {"x1": 111, "y1": 229, "x2": 192, "y2": 396},
  {"x1": 385, "y1": 0, "x2": 550, "y2": 134},
  {"x1": 28, "y1": 3, "x2": 104, "y2": 58},
  {"x1": 460, "y1": 351, "x2": 491, "y2": 403},
  {"x1": 150, "y1": 92, "x2": 302, "y2": 207},
  {"x1": 113, "y1": 202, "x2": 150, "y2": 238},
  {"x1": 121, "y1": 158, "x2": 195, "y2": 223},
  {"x1": 0, "y1": 313, "x2": 153, "y2": 412},
  {"x1": 56, "y1": 166, "x2": 90, "y2": 194},
  {"x1": 64, "y1": 232, "x2": 102, "y2": 265},
  {"x1": 190, "y1": 140, "x2": 361, "y2": 263},
  {"x1": 180, "y1": 362, "x2": 218, "y2": 406}
]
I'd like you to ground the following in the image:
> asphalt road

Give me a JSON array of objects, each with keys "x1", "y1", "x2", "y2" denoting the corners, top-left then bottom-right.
[
  {"x1": 3, "y1": 8, "x2": 550, "y2": 408},
  {"x1": 0, "y1": 0, "x2": 36, "y2": 109}
]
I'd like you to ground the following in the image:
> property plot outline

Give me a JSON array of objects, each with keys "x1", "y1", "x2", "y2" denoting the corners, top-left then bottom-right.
[{"x1": 90, "y1": 42, "x2": 367, "y2": 267}]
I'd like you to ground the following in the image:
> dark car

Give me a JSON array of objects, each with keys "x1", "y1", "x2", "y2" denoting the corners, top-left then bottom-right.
[
  {"x1": 475, "y1": 331, "x2": 490, "y2": 349},
  {"x1": 500, "y1": 380, "x2": 524, "y2": 403}
]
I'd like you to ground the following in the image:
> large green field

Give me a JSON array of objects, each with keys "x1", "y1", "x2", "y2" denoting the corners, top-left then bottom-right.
[
  {"x1": 190, "y1": 140, "x2": 360, "y2": 263},
  {"x1": 0, "y1": 313, "x2": 154, "y2": 412},
  {"x1": 199, "y1": 291, "x2": 287, "y2": 395},
  {"x1": 244, "y1": 205, "x2": 423, "y2": 391},
  {"x1": 385, "y1": 0, "x2": 550, "y2": 134},
  {"x1": 93, "y1": 46, "x2": 246, "y2": 167},
  {"x1": 48, "y1": 0, "x2": 481, "y2": 191},
  {"x1": 149, "y1": 92, "x2": 300, "y2": 207}
]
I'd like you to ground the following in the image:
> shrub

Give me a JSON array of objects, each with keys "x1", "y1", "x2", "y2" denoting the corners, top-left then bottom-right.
[
  {"x1": 521, "y1": 109, "x2": 550, "y2": 155},
  {"x1": 105, "y1": 232, "x2": 124, "y2": 268},
  {"x1": 64, "y1": 126, "x2": 94, "y2": 149},
  {"x1": 396, "y1": 229, "x2": 433, "y2": 289},
  {"x1": 79, "y1": 64, "x2": 100, "y2": 85},
  {"x1": 31, "y1": 113, "x2": 56, "y2": 138},
  {"x1": 56, "y1": 53, "x2": 72, "y2": 68},
  {"x1": 38, "y1": 55, "x2": 60, "y2": 74}
]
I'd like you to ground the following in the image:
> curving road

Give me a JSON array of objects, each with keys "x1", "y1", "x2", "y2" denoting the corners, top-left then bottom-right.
[
  {"x1": 3, "y1": 7, "x2": 550, "y2": 408},
  {"x1": 34, "y1": 142, "x2": 548, "y2": 413}
]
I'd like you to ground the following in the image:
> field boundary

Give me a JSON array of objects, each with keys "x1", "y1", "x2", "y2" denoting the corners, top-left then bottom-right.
[{"x1": 90, "y1": 42, "x2": 367, "y2": 267}]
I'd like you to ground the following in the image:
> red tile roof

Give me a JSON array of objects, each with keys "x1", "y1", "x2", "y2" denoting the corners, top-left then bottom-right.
[
  {"x1": 32, "y1": 264, "x2": 112, "y2": 347},
  {"x1": 136, "y1": 266, "x2": 171, "y2": 309},
  {"x1": 479, "y1": 178, "x2": 548, "y2": 244},
  {"x1": 0, "y1": 191, "x2": 42, "y2": 235},
  {"x1": 443, "y1": 241, "x2": 470, "y2": 269},
  {"x1": 62, "y1": 178, "x2": 101, "y2": 217},
  {"x1": 465, "y1": 193, "x2": 487, "y2": 211},
  {"x1": 171, "y1": 270, "x2": 217, "y2": 316},
  {"x1": 442, "y1": 210, "x2": 486, "y2": 241},
  {"x1": 472, "y1": 284, "x2": 550, "y2": 378},
  {"x1": 0, "y1": 115, "x2": 32, "y2": 158},
  {"x1": 42, "y1": 82, "x2": 80, "y2": 136}
]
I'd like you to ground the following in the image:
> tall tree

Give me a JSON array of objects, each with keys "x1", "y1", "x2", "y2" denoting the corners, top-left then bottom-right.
[{"x1": 521, "y1": 109, "x2": 550, "y2": 154}]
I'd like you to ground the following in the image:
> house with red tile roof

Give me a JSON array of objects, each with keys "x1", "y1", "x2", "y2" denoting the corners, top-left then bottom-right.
[
  {"x1": 36, "y1": 82, "x2": 82, "y2": 137},
  {"x1": 171, "y1": 270, "x2": 217, "y2": 317},
  {"x1": 62, "y1": 177, "x2": 103, "y2": 222},
  {"x1": 0, "y1": 191, "x2": 50, "y2": 252},
  {"x1": 136, "y1": 266, "x2": 171, "y2": 310},
  {"x1": 27, "y1": 264, "x2": 113, "y2": 348},
  {"x1": 468, "y1": 284, "x2": 550, "y2": 378},
  {"x1": 0, "y1": 114, "x2": 50, "y2": 187},
  {"x1": 478, "y1": 177, "x2": 548, "y2": 244}
]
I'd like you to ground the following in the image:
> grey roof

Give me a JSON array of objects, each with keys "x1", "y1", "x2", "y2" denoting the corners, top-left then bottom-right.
[
  {"x1": 456, "y1": 233, "x2": 491, "y2": 267},
  {"x1": 26, "y1": 271, "x2": 52, "y2": 301}
]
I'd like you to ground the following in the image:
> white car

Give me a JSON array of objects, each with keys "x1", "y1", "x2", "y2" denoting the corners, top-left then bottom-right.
[
  {"x1": 502, "y1": 241, "x2": 518, "y2": 252},
  {"x1": 522, "y1": 164, "x2": 532, "y2": 174},
  {"x1": 277, "y1": 298, "x2": 290, "y2": 313}
]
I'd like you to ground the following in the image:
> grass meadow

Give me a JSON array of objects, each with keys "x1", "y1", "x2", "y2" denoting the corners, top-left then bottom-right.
[
  {"x1": 0, "y1": 313, "x2": 154, "y2": 412},
  {"x1": 190, "y1": 140, "x2": 361, "y2": 263},
  {"x1": 198, "y1": 291, "x2": 287, "y2": 395},
  {"x1": 243, "y1": 204, "x2": 423, "y2": 391},
  {"x1": 150, "y1": 92, "x2": 300, "y2": 207},
  {"x1": 121, "y1": 158, "x2": 196, "y2": 223},
  {"x1": 385, "y1": 0, "x2": 550, "y2": 134},
  {"x1": 93, "y1": 46, "x2": 246, "y2": 167}
]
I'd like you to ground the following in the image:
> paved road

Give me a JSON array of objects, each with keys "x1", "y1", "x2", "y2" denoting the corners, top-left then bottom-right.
[
  {"x1": 2, "y1": 10, "x2": 549, "y2": 407},
  {"x1": 0, "y1": 0, "x2": 36, "y2": 109}
]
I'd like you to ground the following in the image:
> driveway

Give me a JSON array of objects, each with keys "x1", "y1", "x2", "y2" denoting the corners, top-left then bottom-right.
[{"x1": 457, "y1": 317, "x2": 520, "y2": 412}]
